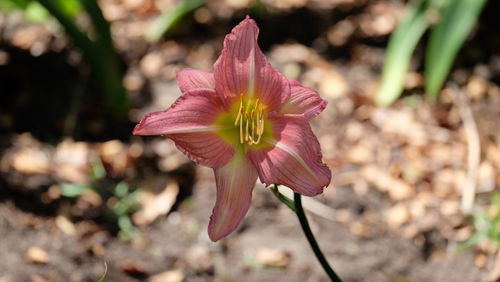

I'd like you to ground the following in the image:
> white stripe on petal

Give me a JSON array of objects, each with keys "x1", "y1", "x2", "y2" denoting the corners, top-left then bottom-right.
[{"x1": 166, "y1": 125, "x2": 224, "y2": 134}]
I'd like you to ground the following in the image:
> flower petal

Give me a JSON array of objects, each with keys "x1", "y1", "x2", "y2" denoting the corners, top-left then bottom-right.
[
  {"x1": 213, "y1": 16, "x2": 289, "y2": 111},
  {"x1": 171, "y1": 132, "x2": 235, "y2": 168},
  {"x1": 176, "y1": 68, "x2": 215, "y2": 93},
  {"x1": 133, "y1": 88, "x2": 234, "y2": 168},
  {"x1": 208, "y1": 153, "x2": 258, "y2": 241},
  {"x1": 247, "y1": 114, "x2": 331, "y2": 196},
  {"x1": 280, "y1": 80, "x2": 328, "y2": 119}
]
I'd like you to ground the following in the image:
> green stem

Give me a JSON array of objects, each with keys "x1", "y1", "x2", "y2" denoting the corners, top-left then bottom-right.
[
  {"x1": 271, "y1": 185, "x2": 296, "y2": 212},
  {"x1": 294, "y1": 193, "x2": 343, "y2": 282}
]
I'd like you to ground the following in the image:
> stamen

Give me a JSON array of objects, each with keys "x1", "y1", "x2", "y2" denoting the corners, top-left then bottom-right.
[
  {"x1": 234, "y1": 96, "x2": 243, "y2": 126},
  {"x1": 251, "y1": 109, "x2": 255, "y2": 140},
  {"x1": 239, "y1": 110, "x2": 244, "y2": 144},
  {"x1": 234, "y1": 97, "x2": 265, "y2": 145},
  {"x1": 245, "y1": 113, "x2": 250, "y2": 142}
]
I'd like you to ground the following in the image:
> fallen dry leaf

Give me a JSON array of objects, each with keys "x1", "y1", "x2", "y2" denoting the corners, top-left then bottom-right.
[
  {"x1": 148, "y1": 270, "x2": 185, "y2": 282},
  {"x1": 327, "y1": 18, "x2": 355, "y2": 46},
  {"x1": 385, "y1": 203, "x2": 410, "y2": 229},
  {"x1": 255, "y1": 247, "x2": 291, "y2": 268},
  {"x1": 184, "y1": 245, "x2": 213, "y2": 272},
  {"x1": 119, "y1": 259, "x2": 147, "y2": 276},
  {"x1": 11, "y1": 148, "x2": 51, "y2": 174},
  {"x1": 475, "y1": 253, "x2": 488, "y2": 268},
  {"x1": 349, "y1": 221, "x2": 372, "y2": 237},
  {"x1": 466, "y1": 76, "x2": 489, "y2": 100},
  {"x1": 317, "y1": 68, "x2": 349, "y2": 99},
  {"x1": 361, "y1": 165, "x2": 414, "y2": 200},
  {"x1": 133, "y1": 181, "x2": 179, "y2": 226},
  {"x1": 29, "y1": 275, "x2": 49, "y2": 282},
  {"x1": 1, "y1": 134, "x2": 52, "y2": 175},
  {"x1": 25, "y1": 247, "x2": 49, "y2": 264},
  {"x1": 52, "y1": 139, "x2": 90, "y2": 183},
  {"x1": 55, "y1": 215, "x2": 76, "y2": 236}
]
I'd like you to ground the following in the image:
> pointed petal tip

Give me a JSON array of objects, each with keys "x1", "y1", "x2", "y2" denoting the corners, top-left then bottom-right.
[
  {"x1": 214, "y1": 14, "x2": 289, "y2": 111},
  {"x1": 283, "y1": 80, "x2": 328, "y2": 118},
  {"x1": 132, "y1": 125, "x2": 142, "y2": 136},
  {"x1": 248, "y1": 115, "x2": 331, "y2": 196},
  {"x1": 207, "y1": 156, "x2": 258, "y2": 242},
  {"x1": 207, "y1": 216, "x2": 228, "y2": 242},
  {"x1": 132, "y1": 113, "x2": 153, "y2": 136},
  {"x1": 241, "y1": 15, "x2": 255, "y2": 25}
]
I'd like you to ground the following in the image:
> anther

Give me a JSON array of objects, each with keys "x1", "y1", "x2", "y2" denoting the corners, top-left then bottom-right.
[{"x1": 234, "y1": 97, "x2": 265, "y2": 145}]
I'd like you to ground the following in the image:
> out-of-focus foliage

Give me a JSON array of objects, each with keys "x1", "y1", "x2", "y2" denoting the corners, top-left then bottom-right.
[
  {"x1": 38, "y1": 0, "x2": 129, "y2": 116},
  {"x1": 146, "y1": 0, "x2": 204, "y2": 42},
  {"x1": 375, "y1": 0, "x2": 436, "y2": 107},
  {"x1": 425, "y1": 0, "x2": 487, "y2": 98},
  {"x1": 461, "y1": 192, "x2": 500, "y2": 250},
  {"x1": 376, "y1": 0, "x2": 487, "y2": 106},
  {"x1": 0, "y1": 0, "x2": 80, "y2": 22},
  {"x1": 1, "y1": 0, "x2": 129, "y2": 116},
  {"x1": 60, "y1": 158, "x2": 141, "y2": 241},
  {"x1": 98, "y1": 262, "x2": 108, "y2": 282},
  {"x1": 0, "y1": 0, "x2": 48, "y2": 22}
]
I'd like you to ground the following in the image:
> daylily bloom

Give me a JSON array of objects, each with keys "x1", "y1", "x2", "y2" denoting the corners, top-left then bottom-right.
[{"x1": 134, "y1": 16, "x2": 331, "y2": 241}]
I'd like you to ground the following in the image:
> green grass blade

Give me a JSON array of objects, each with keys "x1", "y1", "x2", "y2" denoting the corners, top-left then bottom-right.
[
  {"x1": 0, "y1": 0, "x2": 31, "y2": 11},
  {"x1": 98, "y1": 262, "x2": 107, "y2": 282},
  {"x1": 146, "y1": 0, "x2": 204, "y2": 42},
  {"x1": 425, "y1": 0, "x2": 486, "y2": 99},
  {"x1": 375, "y1": 0, "x2": 433, "y2": 106},
  {"x1": 37, "y1": 0, "x2": 129, "y2": 116},
  {"x1": 80, "y1": 0, "x2": 130, "y2": 116}
]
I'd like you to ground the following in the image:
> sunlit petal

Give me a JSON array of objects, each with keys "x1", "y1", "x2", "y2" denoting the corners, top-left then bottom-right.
[
  {"x1": 213, "y1": 16, "x2": 289, "y2": 110},
  {"x1": 208, "y1": 153, "x2": 258, "y2": 241},
  {"x1": 280, "y1": 80, "x2": 328, "y2": 119},
  {"x1": 177, "y1": 68, "x2": 215, "y2": 93},
  {"x1": 248, "y1": 114, "x2": 331, "y2": 196},
  {"x1": 133, "y1": 89, "x2": 234, "y2": 168}
]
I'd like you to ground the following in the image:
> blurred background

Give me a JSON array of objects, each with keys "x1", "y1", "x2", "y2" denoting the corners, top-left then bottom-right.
[{"x1": 0, "y1": 0, "x2": 499, "y2": 281}]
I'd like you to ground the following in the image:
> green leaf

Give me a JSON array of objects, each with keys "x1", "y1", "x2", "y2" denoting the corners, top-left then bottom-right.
[
  {"x1": 36, "y1": 0, "x2": 129, "y2": 117},
  {"x1": 113, "y1": 183, "x2": 140, "y2": 216},
  {"x1": 0, "y1": 0, "x2": 32, "y2": 11},
  {"x1": 114, "y1": 182, "x2": 129, "y2": 198},
  {"x1": 90, "y1": 157, "x2": 106, "y2": 180},
  {"x1": 375, "y1": 0, "x2": 435, "y2": 106},
  {"x1": 425, "y1": 0, "x2": 486, "y2": 98},
  {"x1": 146, "y1": 0, "x2": 204, "y2": 42},
  {"x1": 458, "y1": 232, "x2": 487, "y2": 251},
  {"x1": 24, "y1": 2, "x2": 50, "y2": 22},
  {"x1": 491, "y1": 192, "x2": 500, "y2": 208},
  {"x1": 118, "y1": 215, "x2": 139, "y2": 240},
  {"x1": 53, "y1": 0, "x2": 80, "y2": 18},
  {"x1": 60, "y1": 183, "x2": 90, "y2": 197}
]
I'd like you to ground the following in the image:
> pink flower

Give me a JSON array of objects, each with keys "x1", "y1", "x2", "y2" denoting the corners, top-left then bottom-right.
[{"x1": 134, "y1": 16, "x2": 331, "y2": 241}]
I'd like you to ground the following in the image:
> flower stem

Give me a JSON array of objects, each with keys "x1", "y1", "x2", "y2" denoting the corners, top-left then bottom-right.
[
  {"x1": 270, "y1": 185, "x2": 296, "y2": 212},
  {"x1": 293, "y1": 192, "x2": 343, "y2": 282}
]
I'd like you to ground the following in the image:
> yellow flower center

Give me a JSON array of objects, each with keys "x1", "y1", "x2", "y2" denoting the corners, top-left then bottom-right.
[
  {"x1": 234, "y1": 96, "x2": 265, "y2": 145},
  {"x1": 214, "y1": 94, "x2": 272, "y2": 150}
]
